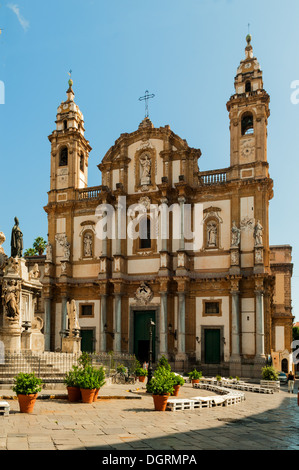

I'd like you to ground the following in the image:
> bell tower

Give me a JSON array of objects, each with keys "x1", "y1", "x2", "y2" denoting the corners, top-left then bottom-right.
[
  {"x1": 48, "y1": 78, "x2": 92, "y2": 196},
  {"x1": 227, "y1": 35, "x2": 270, "y2": 175}
]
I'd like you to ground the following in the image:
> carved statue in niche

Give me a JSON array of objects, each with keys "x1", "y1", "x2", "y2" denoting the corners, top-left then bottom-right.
[
  {"x1": 140, "y1": 154, "x2": 152, "y2": 186},
  {"x1": 83, "y1": 232, "x2": 93, "y2": 257},
  {"x1": 135, "y1": 282, "x2": 153, "y2": 305},
  {"x1": 207, "y1": 221, "x2": 217, "y2": 247},
  {"x1": 55, "y1": 234, "x2": 71, "y2": 260},
  {"x1": 3, "y1": 280, "x2": 20, "y2": 320},
  {"x1": 231, "y1": 221, "x2": 241, "y2": 247},
  {"x1": 254, "y1": 220, "x2": 263, "y2": 246}
]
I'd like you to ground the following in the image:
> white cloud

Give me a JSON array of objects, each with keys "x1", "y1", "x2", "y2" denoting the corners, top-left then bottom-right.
[{"x1": 7, "y1": 4, "x2": 29, "y2": 32}]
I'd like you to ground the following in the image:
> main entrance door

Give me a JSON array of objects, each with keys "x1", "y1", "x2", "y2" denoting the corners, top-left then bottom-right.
[
  {"x1": 204, "y1": 329, "x2": 221, "y2": 364},
  {"x1": 133, "y1": 310, "x2": 156, "y2": 363},
  {"x1": 81, "y1": 329, "x2": 94, "y2": 353}
]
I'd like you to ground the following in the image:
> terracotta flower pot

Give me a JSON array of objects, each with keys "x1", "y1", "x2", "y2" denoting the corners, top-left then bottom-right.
[
  {"x1": 191, "y1": 379, "x2": 200, "y2": 384},
  {"x1": 138, "y1": 376, "x2": 146, "y2": 383},
  {"x1": 172, "y1": 385, "x2": 180, "y2": 396},
  {"x1": 17, "y1": 394, "x2": 38, "y2": 413},
  {"x1": 152, "y1": 394, "x2": 169, "y2": 411},
  {"x1": 93, "y1": 388, "x2": 100, "y2": 402},
  {"x1": 67, "y1": 386, "x2": 81, "y2": 402},
  {"x1": 80, "y1": 388, "x2": 96, "y2": 404}
]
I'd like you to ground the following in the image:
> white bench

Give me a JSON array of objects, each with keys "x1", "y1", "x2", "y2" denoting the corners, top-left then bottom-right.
[{"x1": 0, "y1": 401, "x2": 10, "y2": 417}]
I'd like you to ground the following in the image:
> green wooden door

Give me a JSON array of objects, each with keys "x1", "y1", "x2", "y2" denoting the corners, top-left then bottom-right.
[
  {"x1": 204, "y1": 329, "x2": 221, "y2": 364},
  {"x1": 81, "y1": 329, "x2": 94, "y2": 353},
  {"x1": 133, "y1": 311, "x2": 156, "y2": 363}
]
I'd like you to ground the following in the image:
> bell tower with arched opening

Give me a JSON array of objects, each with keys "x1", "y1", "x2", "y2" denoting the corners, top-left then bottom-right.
[{"x1": 226, "y1": 35, "x2": 270, "y2": 177}]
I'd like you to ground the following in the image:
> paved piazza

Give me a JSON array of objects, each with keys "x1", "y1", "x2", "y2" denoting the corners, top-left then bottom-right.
[{"x1": 0, "y1": 381, "x2": 298, "y2": 451}]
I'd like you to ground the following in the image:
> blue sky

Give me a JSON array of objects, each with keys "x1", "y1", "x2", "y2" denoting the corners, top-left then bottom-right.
[{"x1": 0, "y1": 0, "x2": 298, "y2": 321}]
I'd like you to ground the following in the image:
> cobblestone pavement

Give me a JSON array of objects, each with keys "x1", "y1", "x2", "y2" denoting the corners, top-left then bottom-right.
[{"x1": 0, "y1": 381, "x2": 298, "y2": 451}]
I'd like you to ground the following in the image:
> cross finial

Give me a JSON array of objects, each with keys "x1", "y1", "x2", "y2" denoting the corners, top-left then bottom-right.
[{"x1": 139, "y1": 90, "x2": 155, "y2": 118}]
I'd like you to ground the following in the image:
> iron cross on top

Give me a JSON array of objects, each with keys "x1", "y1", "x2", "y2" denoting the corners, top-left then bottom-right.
[{"x1": 139, "y1": 90, "x2": 155, "y2": 118}]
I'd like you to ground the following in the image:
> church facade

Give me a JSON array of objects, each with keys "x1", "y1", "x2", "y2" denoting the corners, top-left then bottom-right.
[{"x1": 42, "y1": 36, "x2": 294, "y2": 377}]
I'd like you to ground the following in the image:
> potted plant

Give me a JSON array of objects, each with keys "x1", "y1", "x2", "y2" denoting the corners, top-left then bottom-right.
[
  {"x1": 147, "y1": 366, "x2": 174, "y2": 411},
  {"x1": 170, "y1": 373, "x2": 185, "y2": 396},
  {"x1": 12, "y1": 372, "x2": 43, "y2": 413},
  {"x1": 216, "y1": 374, "x2": 222, "y2": 384},
  {"x1": 135, "y1": 367, "x2": 148, "y2": 383},
  {"x1": 261, "y1": 366, "x2": 280, "y2": 390},
  {"x1": 64, "y1": 365, "x2": 81, "y2": 402},
  {"x1": 76, "y1": 365, "x2": 98, "y2": 403},
  {"x1": 93, "y1": 366, "x2": 106, "y2": 402},
  {"x1": 188, "y1": 369, "x2": 202, "y2": 384},
  {"x1": 157, "y1": 355, "x2": 171, "y2": 371}
]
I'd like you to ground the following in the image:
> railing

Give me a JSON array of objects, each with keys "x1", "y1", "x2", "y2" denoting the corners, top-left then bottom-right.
[
  {"x1": 0, "y1": 351, "x2": 137, "y2": 384},
  {"x1": 199, "y1": 169, "x2": 228, "y2": 185},
  {"x1": 77, "y1": 185, "x2": 111, "y2": 201}
]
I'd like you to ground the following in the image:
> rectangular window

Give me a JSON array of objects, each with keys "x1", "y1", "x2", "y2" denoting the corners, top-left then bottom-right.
[
  {"x1": 203, "y1": 300, "x2": 222, "y2": 316},
  {"x1": 79, "y1": 304, "x2": 94, "y2": 318}
]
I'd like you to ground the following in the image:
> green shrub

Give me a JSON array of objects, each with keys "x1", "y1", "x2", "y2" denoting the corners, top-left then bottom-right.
[
  {"x1": 156, "y1": 355, "x2": 171, "y2": 371},
  {"x1": 147, "y1": 366, "x2": 174, "y2": 396},
  {"x1": 64, "y1": 365, "x2": 81, "y2": 388},
  {"x1": 216, "y1": 374, "x2": 222, "y2": 382},
  {"x1": 76, "y1": 365, "x2": 106, "y2": 390},
  {"x1": 170, "y1": 372, "x2": 185, "y2": 386},
  {"x1": 12, "y1": 373, "x2": 43, "y2": 395},
  {"x1": 135, "y1": 367, "x2": 148, "y2": 377},
  {"x1": 188, "y1": 369, "x2": 202, "y2": 380},
  {"x1": 116, "y1": 364, "x2": 127, "y2": 375},
  {"x1": 261, "y1": 366, "x2": 279, "y2": 381}
]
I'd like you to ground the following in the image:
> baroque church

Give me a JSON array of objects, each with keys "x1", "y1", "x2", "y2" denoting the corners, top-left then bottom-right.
[{"x1": 38, "y1": 35, "x2": 294, "y2": 377}]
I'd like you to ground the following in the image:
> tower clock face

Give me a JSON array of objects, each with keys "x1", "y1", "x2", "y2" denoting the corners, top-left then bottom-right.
[{"x1": 241, "y1": 139, "x2": 254, "y2": 159}]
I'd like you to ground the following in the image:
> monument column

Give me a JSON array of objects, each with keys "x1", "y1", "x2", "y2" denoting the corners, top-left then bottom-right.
[{"x1": 255, "y1": 276, "x2": 266, "y2": 359}]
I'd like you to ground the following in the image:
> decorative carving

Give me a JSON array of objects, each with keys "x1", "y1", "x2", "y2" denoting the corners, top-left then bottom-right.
[
  {"x1": 207, "y1": 221, "x2": 217, "y2": 247},
  {"x1": 230, "y1": 250, "x2": 239, "y2": 266},
  {"x1": 240, "y1": 216, "x2": 254, "y2": 231},
  {"x1": 0, "y1": 232, "x2": 5, "y2": 254},
  {"x1": 55, "y1": 234, "x2": 71, "y2": 260},
  {"x1": 29, "y1": 263, "x2": 40, "y2": 280},
  {"x1": 240, "y1": 138, "x2": 255, "y2": 159},
  {"x1": 5, "y1": 257, "x2": 20, "y2": 276},
  {"x1": 134, "y1": 282, "x2": 153, "y2": 305}
]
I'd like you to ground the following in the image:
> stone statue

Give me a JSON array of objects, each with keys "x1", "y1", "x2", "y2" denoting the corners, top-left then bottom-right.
[
  {"x1": 254, "y1": 220, "x2": 263, "y2": 246},
  {"x1": 29, "y1": 263, "x2": 40, "y2": 280},
  {"x1": 0, "y1": 232, "x2": 5, "y2": 255},
  {"x1": 231, "y1": 221, "x2": 241, "y2": 247},
  {"x1": 83, "y1": 233, "x2": 93, "y2": 257},
  {"x1": 11, "y1": 217, "x2": 23, "y2": 258},
  {"x1": 207, "y1": 221, "x2": 217, "y2": 247},
  {"x1": 46, "y1": 243, "x2": 52, "y2": 262},
  {"x1": 140, "y1": 154, "x2": 151, "y2": 186},
  {"x1": 135, "y1": 282, "x2": 153, "y2": 305},
  {"x1": 3, "y1": 280, "x2": 20, "y2": 320},
  {"x1": 67, "y1": 299, "x2": 80, "y2": 334}
]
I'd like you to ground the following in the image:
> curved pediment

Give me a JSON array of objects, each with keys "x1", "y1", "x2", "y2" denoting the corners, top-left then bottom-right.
[{"x1": 98, "y1": 118, "x2": 201, "y2": 194}]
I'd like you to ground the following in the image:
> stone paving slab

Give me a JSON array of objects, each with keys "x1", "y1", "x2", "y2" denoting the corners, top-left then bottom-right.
[{"x1": 0, "y1": 381, "x2": 297, "y2": 451}]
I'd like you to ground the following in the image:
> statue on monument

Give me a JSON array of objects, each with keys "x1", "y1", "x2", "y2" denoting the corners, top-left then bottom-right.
[
  {"x1": 231, "y1": 221, "x2": 241, "y2": 247},
  {"x1": 3, "y1": 280, "x2": 20, "y2": 320},
  {"x1": 67, "y1": 299, "x2": 80, "y2": 335},
  {"x1": 11, "y1": 217, "x2": 23, "y2": 258}
]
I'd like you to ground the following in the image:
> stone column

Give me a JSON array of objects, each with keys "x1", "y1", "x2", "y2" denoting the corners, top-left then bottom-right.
[
  {"x1": 230, "y1": 276, "x2": 242, "y2": 361},
  {"x1": 114, "y1": 294, "x2": 122, "y2": 353},
  {"x1": 255, "y1": 284, "x2": 265, "y2": 358},
  {"x1": 177, "y1": 292, "x2": 186, "y2": 357},
  {"x1": 44, "y1": 298, "x2": 51, "y2": 351},
  {"x1": 178, "y1": 196, "x2": 186, "y2": 251},
  {"x1": 61, "y1": 296, "x2": 68, "y2": 334},
  {"x1": 100, "y1": 294, "x2": 107, "y2": 352},
  {"x1": 159, "y1": 292, "x2": 168, "y2": 357}
]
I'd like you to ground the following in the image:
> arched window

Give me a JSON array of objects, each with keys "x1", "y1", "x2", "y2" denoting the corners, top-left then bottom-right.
[
  {"x1": 63, "y1": 120, "x2": 68, "y2": 130},
  {"x1": 139, "y1": 217, "x2": 151, "y2": 250},
  {"x1": 80, "y1": 153, "x2": 84, "y2": 172},
  {"x1": 245, "y1": 81, "x2": 251, "y2": 93},
  {"x1": 59, "y1": 147, "x2": 68, "y2": 166},
  {"x1": 241, "y1": 112, "x2": 254, "y2": 136}
]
